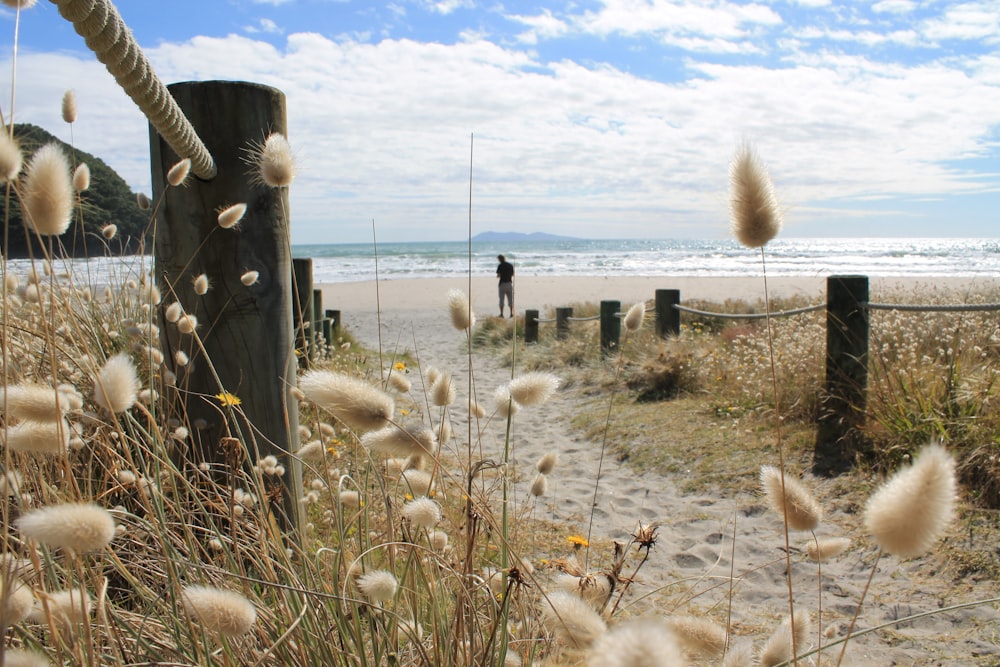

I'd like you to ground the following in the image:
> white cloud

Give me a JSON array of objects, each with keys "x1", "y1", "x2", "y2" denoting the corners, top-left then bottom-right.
[
  {"x1": 507, "y1": 10, "x2": 570, "y2": 44},
  {"x1": 872, "y1": 0, "x2": 916, "y2": 14},
  {"x1": 575, "y1": 0, "x2": 782, "y2": 41},
  {"x1": 244, "y1": 18, "x2": 284, "y2": 35},
  {"x1": 7, "y1": 8, "x2": 1000, "y2": 242},
  {"x1": 251, "y1": 0, "x2": 295, "y2": 5},
  {"x1": 923, "y1": 3, "x2": 1000, "y2": 42}
]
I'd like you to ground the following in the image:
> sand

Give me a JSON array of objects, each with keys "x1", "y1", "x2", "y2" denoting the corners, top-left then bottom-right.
[{"x1": 322, "y1": 275, "x2": 999, "y2": 665}]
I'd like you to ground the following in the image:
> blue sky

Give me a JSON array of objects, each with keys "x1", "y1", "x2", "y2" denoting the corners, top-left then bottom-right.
[{"x1": 2, "y1": 0, "x2": 1000, "y2": 243}]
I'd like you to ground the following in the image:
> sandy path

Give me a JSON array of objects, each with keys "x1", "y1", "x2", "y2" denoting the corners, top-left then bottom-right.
[{"x1": 341, "y1": 290, "x2": 999, "y2": 666}]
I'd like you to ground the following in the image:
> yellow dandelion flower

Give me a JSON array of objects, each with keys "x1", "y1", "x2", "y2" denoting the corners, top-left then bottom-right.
[
  {"x1": 400, "y1": 409, "x2": 410, "y2": 416},
  {"x1": 393, "y1": 361, "x2": 406, "y2": 371},
  {"x1": 216, "y1": 392, "x2": 242, "y2": 407},
  {"x1": 567, "y1": 535, "x2": 589, "y2": 548}
]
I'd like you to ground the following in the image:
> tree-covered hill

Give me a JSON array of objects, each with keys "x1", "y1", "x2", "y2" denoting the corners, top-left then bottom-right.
[{"x1": 3, "y1": 123, "x2": 149, "y2": 258}]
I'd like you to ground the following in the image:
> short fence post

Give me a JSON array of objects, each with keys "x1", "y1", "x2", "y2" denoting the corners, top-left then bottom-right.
[
  {"x1": 311, "y1": 289, "x2": 323, "y2": 356},
  {"x1": 326, "y1": 309, "x2": 341, "y2": 342},
  {"x1": 655, "y1": 289, "x2": 681, "y2": 337},
  {"x1": 292, "y1": 258, "x2": 314, "y2": 366},
  {"x1": 525, "y1": 309, "x2": 539, "y2": 344},
  {"x1": 814, "y1": 275, "x2": 870, "y2": 476},
  {"x1": 600, "y1": 300, "x2": 621, "y2": 356},
  {"x1": 556, "y1": 307, "x2": 573, "y2": 340},
  {"x1": 151, "y1": 81, "x2": 301, "y2": 534}
]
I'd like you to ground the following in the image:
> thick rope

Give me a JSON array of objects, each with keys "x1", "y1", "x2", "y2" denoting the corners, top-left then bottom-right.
[
  {"x1": 864, "y1": 302, "x2": 1000, "y2": 312},
  {"x1": 49, "y1": 0, "x2": 217, "y2": 179},
  {"x1": 673, "y1": 303, "x2": 825, "y2": 320}
]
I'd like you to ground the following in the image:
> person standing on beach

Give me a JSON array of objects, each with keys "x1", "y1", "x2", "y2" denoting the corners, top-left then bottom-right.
[{"x1": 496, "y1": 254, "x2": 514, "y2": 318}]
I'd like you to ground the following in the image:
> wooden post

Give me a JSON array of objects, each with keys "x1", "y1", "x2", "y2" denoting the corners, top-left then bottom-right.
[
  {"x1": 600, "y1": 300, "x2": 621, "y2": 356},
  {"x1": 292, "y1": 258, "x2": 313, "y2": 366},
  {"x1": 655, "y1": 289, "x2": 680, "y2": 337},
  {"x1": 814, "y1": 275, "x2": 870, "y2": 476},
  {"x1": 151, "y1": 81, "x2": 301, "y2": 533},
  {"x1": 525, "y1": 309, "x2": 539, "y2": 344},
  {"x1": 311, "y1": 289, "x2": 323, "y2": 356},
  {"x1": 326, "y1": 309, "x2": 341, "y2": 341},
  {"x1": 556, "y1": 307, "x2": 573, "y2": 340}
]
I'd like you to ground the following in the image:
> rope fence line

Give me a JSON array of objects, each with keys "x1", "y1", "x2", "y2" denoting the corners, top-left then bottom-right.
[
  {"x1": 864, "y1": 302, "x2": 1000, "y2": 313},
  {"x1": 51, "y1": 0, "x2": 217, "y2": 179},
  {"x1": 673, "y1": 303, "x2": 826, "y2": 320}
]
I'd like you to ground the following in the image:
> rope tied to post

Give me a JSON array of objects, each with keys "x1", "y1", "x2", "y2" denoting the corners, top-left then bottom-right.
[{"x1": 49, "y1": 0, "x2": 217, "y2": 180}]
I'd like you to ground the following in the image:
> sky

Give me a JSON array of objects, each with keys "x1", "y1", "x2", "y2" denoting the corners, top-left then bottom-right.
[{"x1": 2, "y1": 0, "x2": 1000, "y2": 244}]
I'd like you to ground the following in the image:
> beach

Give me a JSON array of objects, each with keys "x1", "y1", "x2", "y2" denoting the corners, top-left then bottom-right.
[
  {"x1": 319, "y1": 274, "x2": 999, "y2": 665},
  {"x1": 320, "y1": 274, "x2": 989, "y2": 316}
]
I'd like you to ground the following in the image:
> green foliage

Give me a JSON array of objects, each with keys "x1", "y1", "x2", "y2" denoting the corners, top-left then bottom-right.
[{"x1": 4, "y1": 123, "x2": 149, "y2": 257}]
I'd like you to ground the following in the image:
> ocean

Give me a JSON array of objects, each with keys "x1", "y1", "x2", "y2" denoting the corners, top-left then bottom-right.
[
  {"x1": 8, "y1": 238, "x2": 1000, "y2": 285},
  {"x1": 294, "y1": 238, "x2": 1000, "y2": 284}
]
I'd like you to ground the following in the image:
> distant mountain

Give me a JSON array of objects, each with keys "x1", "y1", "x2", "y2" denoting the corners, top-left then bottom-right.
[
  {"x1": 472, "y1": 231, "x2": 582, "y2": 242},
  {"x1": 3, "y1": 123, "x2": 149, "y2": 257}
]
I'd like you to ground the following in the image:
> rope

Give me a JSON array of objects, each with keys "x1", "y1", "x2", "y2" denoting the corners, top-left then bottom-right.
[
  {"x1": 865, "y1": 302, "x2": 1000, "y2": 313},
  {"x1": 532, "y1": 317, "x2": 556, "y2": 323},
  {"x1": 566, "y1": 315, "x2": 600, "y2": 322},
  {"x1": 673, "y1": 303, "x2": 825, "y2": 320},
  {"x1": 50, "y1": 0, "x2": 217, "y2": 179}
]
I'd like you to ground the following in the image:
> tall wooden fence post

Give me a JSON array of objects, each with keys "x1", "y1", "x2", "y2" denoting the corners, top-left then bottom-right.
[
  {"x1": 151, "y1": 81, "x2": 302, "y2": 534},
  {"x1": 814, "y1": 275, "x2": 870, "y2": 476},
  {"x1": 525, "y1": 310, "x2": 539, "y2": 344},
  {"x1": 600, "y1": 300, "x2": 621, "y2": 357},
  {"x1": 292, "y1": 258, "x2": 314, "y2": 366},
  {"x1": 556, "y1": 307, "x2": 573, "y2": 340},
  {"x1": 655, "y1": 289, "x2": 680, "y2": 337}
]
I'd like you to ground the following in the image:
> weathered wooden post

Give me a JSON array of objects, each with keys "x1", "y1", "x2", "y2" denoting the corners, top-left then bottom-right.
[
  {"x1": 524, "y1": 309, "x2": 539, "y2": 344},
  {"x1": 151, "y1": 81, "x2": 302, "y2": 533},
  {"x1": 312, "y1": 289, "x2": 323, "y2": 355},
  {"x1": 326, "y1": 309, "x2": 341, "y2": 342},
  {"x1": 556, "y1": 307, "x2": 573, "y2": 340},
  {"x1": 600, "y1": 300, "x2": 621, "y2": 356},
  {"x1": 814, "y1": 275, "x2": 870, "y2": 476},
  {"x1": 292, "y1": 258, "x2": 314, "y2": 365},
  {"x1": 655, "y1": 289, "x2": 680, "y2": 337}
]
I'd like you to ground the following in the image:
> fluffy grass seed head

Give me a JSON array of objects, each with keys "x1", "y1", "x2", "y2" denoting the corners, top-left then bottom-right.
[
  {"x1": 299, "y1": 370, "x2": 394, "y2": 433},
  {"x1": 429, "y1": 530, "x2": 449, "y2": 551},
  {"x1": 537, "y1": 451, "x2": 558, "y2": 475},
  {"x1": 494, "y1": 386, "x2": 520, "y2": 418},
  {"x1": 403, "y1": 497, "x2": 441, "y2": 528},
  {"x1": 587, "y1": 617, "x2": 684, "y2": 666},
  {"x1": 165, "y1": 301, "x2": 183, "y2": 323},
  {"x1": 37, "y1": 589, "x2": 92, "y2": 627},
  {"x1": 805, "y1": 536, "x2": 851, "y2": 562},
  {"x1": 730, "y1": 142, "x2": 781, "y2": 248},
  {"x1": 16, "y1": 502, "x2": 115, "y2": 551},
  {"x1": 357, "y1": 570, "x2": 398, "y2": 603},
  {"x1": 167, "y1": 158, "x2": 191, "y2": 187},
  {"x1": 1, "y1": 648, "x2": 49, "y2": 667},
  {"x1": 253, "y1": 132, "x2": 295, "y2": 187},
  {"x1": 430, "y1": 373, "x2": 455, "y2": 407},
  {"x1": 177, "y1": 313, "x2": 199, "y2": 335},
  {"x1": 447, "y1": 289, "x2": 475, "y2": 330},
  {"x1": 217, "y1": 202, "x2": 247, "y2": 229},
  {"x1": 101, "y1": 223, "x2": 117, "y2": 240},
  {"x1": 760, "y1": 465, "x2": 822, "y2": 531},
  {"x1": 0, "y1": 132, "x2": 22, "y2": 183},
  {"x1": 1, "y1": 579, "x2": 34, "y2": 625},
  {"x1": 181, "y1": 585, "x2": 257, "y2": 638},
  {"x1": 760, "y1": 612, "x2": 811, "y2": 667},
  {"x1": 193, "y1": 273, "x2": 210, "y2": 296},
  {"x1": 623, "y1": 301, "x2": 645, "y2": 332},
  {"x1": 401, "y1": 469, "x2": 433, "y2": 497},
  {"x1": 72, "y1": 162, "x2": 90, "y2": 192},
  {"x1": 362, "y1": 426, "x2": 436, "y2": 459},
  {"x1": 22, "y1": 143, "x2": 73, "y2": 236},
  {"x1": 387, "y1": 372, "x2": 411, "y2": 393},
  {"x1": 240, "y1": 270, "x2": 259, "y2": 286},
  {"x1": 1, "y1": 383, "x2": 68, "y2": 421},
  {"x1": 93, "y1": 352, "x2": 139, "y2": 413},
  {"x1": 863, "y1": 443, "x2": 957, "y2": 558},
  {"x1": 469, "y1": 398, "x2": 486, "y2": 418},
  {"x1": 61, "y1": 89, "x2": 77, "y2": 123},
  {"x1": 541, "y1": 590, "x2": 606, "y2": 649},
  {"x1": 508, "y1": 372, "x2": 560, "y2": 406},
  {"x1": 136, "y1": 191, "x2": 151, "y2": 210},
  {"x1": 666, "y1": 615, "x2": 728, "y2": 659},
  {"x1": 4, "y1": 419, "x2": 70, "y2": 455},
  {"x1": 530, "y1": 473, "x2": 548, "y2": 497}
]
